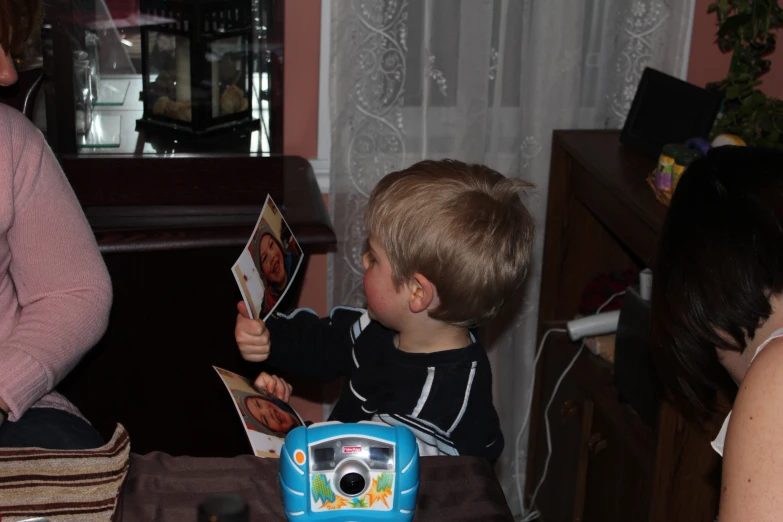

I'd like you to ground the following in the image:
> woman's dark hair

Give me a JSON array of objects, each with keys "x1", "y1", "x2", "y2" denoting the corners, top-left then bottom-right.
[
  {"x1": 0, "y1": 0, "x2": 43, "y2": 55},
  {"x1": 651, "y1": 146, "x2": 783, "y2": 416}
]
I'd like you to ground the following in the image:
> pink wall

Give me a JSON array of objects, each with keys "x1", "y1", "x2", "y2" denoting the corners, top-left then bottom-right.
[
  {"x1": 286, "y1": 197, "x2": 329, "y2": 422},
  {"x1": 687, "y1": 0, "x2": 783, "y2": 98},
  {"x1": 284, "y1": 0, "x2": 321, "y2": 159},
  {"x1": 282, "y1": 1, "x2": 327, "y2": 421}
]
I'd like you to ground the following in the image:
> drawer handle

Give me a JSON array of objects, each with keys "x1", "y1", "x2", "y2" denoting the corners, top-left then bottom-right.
[
  {"x1": 560, "y1": 399, "x2": 580, "y2": 421},
  {"x1": 588, "y1": 432, "x2": 608, "y2": 455}
]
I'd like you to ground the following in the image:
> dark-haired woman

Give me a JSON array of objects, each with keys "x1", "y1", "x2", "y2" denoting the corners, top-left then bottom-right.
[{"x1": 652, "y1": 146, "x2": 783, "y2": 521}]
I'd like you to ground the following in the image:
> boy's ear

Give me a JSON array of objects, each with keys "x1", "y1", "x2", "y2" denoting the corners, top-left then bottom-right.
[{"x1": 408, "y1": 273, "x2": 435, "y2": 314}]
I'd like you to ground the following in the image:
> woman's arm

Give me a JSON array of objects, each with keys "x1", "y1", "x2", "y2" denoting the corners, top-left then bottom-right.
[
  {"x1": 719, "y1": 338, "x2": 783, "y2": 521},
  {"x1": 0, "y1": 108, "x2": 112, "y2": 421}
]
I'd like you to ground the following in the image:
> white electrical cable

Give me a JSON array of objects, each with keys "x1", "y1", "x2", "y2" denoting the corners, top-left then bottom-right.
[
  {"x1": 515, "y1": 290, "x2": 626, "y2": 520},
  {"x1": 514, "y1": 327, "x2": 565, "y2": 519},
  {"x1": 596, "y1": 290, "x2": 626, "y2": 314},
  {"x1": 522, "y1": 341, "x2": 584, "y2": 522}
]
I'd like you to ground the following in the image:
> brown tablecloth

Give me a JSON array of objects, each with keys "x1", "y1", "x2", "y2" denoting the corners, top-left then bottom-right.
[{"x1": 119, "y1": 453, "x2": 513, "y2": 521}]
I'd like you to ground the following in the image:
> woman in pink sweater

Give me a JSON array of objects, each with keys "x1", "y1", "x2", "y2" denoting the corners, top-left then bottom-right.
[{"x1": 0, "y1": 0, "x2": 113, "y2": 449}]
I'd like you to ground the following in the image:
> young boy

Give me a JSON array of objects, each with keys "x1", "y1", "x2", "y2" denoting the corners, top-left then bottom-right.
[{"x1": 235, "y1": 159, "x2": 534, "y2": 460}]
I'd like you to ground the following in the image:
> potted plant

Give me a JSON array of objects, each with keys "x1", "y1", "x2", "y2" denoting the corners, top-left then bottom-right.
[{"x1": 707, "y1": 0, "x2": 783, "y2": 148}]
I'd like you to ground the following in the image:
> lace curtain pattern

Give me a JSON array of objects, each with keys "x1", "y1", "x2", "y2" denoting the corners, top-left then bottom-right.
[{"x1": 329, "y1": 0, "x2": 694, "y2": 515}]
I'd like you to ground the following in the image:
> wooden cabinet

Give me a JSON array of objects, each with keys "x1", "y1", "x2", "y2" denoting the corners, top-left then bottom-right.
[
  {"x1": 580, "y1": 391, "x2": 653, "y2": 522},
  {"x1": 526, "y1": 131, "x2": 721, "y2": 521},
  {"x1": 54, "y1": 155, "x2": 335, "y2": 457}
]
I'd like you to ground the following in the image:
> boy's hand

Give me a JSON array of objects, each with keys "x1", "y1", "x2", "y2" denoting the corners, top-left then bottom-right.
[
  {"x1": 236, "y1": 301, "x2": 271, "y2": 362},
  {"x1": 255, "y1": 372, "x2": 293, "y2": 402}
]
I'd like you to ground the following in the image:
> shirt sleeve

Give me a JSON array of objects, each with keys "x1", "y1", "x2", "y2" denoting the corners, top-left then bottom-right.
[
  {"x1": 0, "y1": 108, "x2": 113, "y2": 421},
  {"x1": 446, "y1": 390, "x2": 505, "y2": 462},
  {"x1": 264, "y1": 307, "x2": 364, "y2": 381},
  {"x1": 442, "y1": 359, "x2": 504, "y2": 461}
]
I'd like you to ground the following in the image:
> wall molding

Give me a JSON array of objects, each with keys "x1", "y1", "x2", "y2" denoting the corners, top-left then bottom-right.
[
  {"x1": 679, "y1": 0, "x2": 696, "y2": 80},
  {"x1": 310, "y1": 158, "x2": 330, "y2": 194},
  {"x1": 309, "y1": 0, "x2": 331, "y2": 197}
]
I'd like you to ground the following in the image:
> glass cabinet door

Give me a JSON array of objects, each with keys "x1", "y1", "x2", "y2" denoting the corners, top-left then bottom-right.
[{"x1": 39, "y1": 0, "x2": 282, "y2": 156}]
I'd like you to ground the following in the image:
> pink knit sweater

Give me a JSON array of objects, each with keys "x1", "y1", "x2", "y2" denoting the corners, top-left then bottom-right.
[{"x1": 0, "y1": 104, "x2": 112, "y2": 422}]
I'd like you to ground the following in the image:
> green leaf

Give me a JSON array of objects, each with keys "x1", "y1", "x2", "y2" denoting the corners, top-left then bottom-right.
[
  {"x1": 760, "y1": 112, "x2": 773, "y2": 132},
  {"x1": 754, "y1": 0, "x2": 775, "y2": 24},
  {"x1": 718, "y1": 40, "x2": 736, "y2": 53},
  {"x1": 719, "y1": 13, "x2": 754, "y2": 36},
  {"x1": 727, "y1": 86, "x2": 741, "y2": 99}
]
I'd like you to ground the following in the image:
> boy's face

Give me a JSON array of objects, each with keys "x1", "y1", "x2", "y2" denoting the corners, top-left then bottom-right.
[
  {"x1": 259, "y1": 233, "x2": 287, "y2": 286},
  {"x1": 246, "y1": 396, "x2": 298, "y2": 433},
  {"x1": 362, "y1": 237, "x2": 408, "y2": 330}
]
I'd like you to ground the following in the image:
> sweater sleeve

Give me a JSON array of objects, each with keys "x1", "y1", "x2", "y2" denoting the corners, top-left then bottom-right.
[
  {"x1": 264, "y1": 307, "x2": 363, "y2": 381},
  {"x1": 0, "y1": 107, "x2": 113, "y2": 421}
]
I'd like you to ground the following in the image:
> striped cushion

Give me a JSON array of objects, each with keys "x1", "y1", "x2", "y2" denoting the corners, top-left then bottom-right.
[{"x1": 0, "y1": 424, "x2": 130, "y2": 521}]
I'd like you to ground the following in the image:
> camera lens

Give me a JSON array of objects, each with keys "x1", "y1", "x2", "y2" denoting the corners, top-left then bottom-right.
[
  {"x1": 333, "y1": 459, "x2": 370, "y2": 497},
  {"x1": 339, "y1": 472, "x2": 366, "y2": 496}
]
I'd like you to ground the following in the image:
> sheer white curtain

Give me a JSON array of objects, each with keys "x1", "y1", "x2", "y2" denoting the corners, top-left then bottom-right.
[{"x1": 328, "y1": 0, "x2": 694, "y2": 515}]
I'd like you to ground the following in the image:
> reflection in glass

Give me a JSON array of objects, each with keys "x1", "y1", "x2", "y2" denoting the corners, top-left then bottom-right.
[
  {"x1": 40, "y1": 0, "x2": 279, "y2": 155},
  {"x1": 146, "y1": 31, "x2": 192, "y2": 122},
  {"x1": 138, "y1": 0, "x2": 258, "y2": 137},
  {"x1": 211, "y1": 36, "x2": 250, "y2": 118},
  {"x1": 73, "y1": 51, "x2": 94, "y2": 134}
]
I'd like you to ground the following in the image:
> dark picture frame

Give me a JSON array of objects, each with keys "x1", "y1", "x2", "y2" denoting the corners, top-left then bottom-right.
[{"x1": 620, "y1": 67, "x2": 722, "y2": 159}]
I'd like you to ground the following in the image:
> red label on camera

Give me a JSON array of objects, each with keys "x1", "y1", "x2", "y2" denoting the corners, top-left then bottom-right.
[{"x1": 342, "y1": 446, "x2": 362, "y2": 454}]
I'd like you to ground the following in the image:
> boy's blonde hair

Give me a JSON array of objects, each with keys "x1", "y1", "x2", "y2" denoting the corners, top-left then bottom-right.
[{"x1": 365, "y1": 159, "x2": 535, "y2": 328}]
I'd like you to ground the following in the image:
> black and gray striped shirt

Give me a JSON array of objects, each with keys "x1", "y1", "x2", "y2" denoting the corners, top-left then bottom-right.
[{"x1": 265, "y1": 307, "x2": 503, "y2": 461}]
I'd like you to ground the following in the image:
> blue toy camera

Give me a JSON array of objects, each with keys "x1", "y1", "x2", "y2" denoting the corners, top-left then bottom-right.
[{"x1": 279, "y1": 421, "x2": 420, "y2": 521}]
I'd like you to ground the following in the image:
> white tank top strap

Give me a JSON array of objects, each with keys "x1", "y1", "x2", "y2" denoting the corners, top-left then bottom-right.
[
  {"x1": 712, "y1": 327, "x2": 783, "y2": 457},
  {"x1": 750, "y1": 327, "x2": 783, "y2": 363}
]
